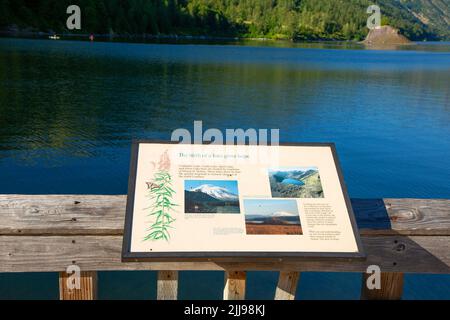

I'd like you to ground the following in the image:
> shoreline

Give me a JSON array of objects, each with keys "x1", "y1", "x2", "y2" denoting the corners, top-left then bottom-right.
[
  {"x1": 0, "y1": 29, "x2": 363, "y2": 45},
  {"x1": 3, "y1": 30, "x2": 449, "y2": 51}
]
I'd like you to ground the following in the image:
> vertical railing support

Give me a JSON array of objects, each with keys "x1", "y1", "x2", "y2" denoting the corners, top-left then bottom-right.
[
  {"x1": 274, "y1": 271, "x2": 300, "y2": 300},
  {"x1": 224, "y1": 271, "x2": 246, "y2": 300},
  {"x1": 59, "y1": 271, "x2": 97, "y2": 300},
  {"x1": 361, "y1": 272, "x2": 404, "y2": 300},
  {"x1": 157, "y1": 271, "x2": 179, "y2": 300}
]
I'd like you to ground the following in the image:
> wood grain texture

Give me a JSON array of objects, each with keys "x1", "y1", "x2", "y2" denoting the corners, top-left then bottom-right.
[
  {"x1": 224, "y1": 271, "x2": 246, "y2": 300},
  {"x1": 274, "y1": 271, "x2": 300, "y2": 300},
  {"x1": 0, "y1": 194, "x2": 125, "y2": 235},
  {"x1": 361, "y1": 272, "x2": 404, "y2": 300},
  {"x1": 0, "y1": 235, "x2": 449, "y2": 273},
  {"x1": 353, "y1": 198, "x2": 450, "y2": 235},
  {"x1": 59, "y1": 271, "x2": 97, "y2": 300},
  {"x1": 157, "y1": 271, "x2": 178, "y2": 300},
  {"x1": 1, "y1": 195, "x2": 449, "y2": 236}
]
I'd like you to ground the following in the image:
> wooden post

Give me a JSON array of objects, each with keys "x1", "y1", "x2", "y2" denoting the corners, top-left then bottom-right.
[
  {"x1": 274, "y1": 271, "x2": 300, "y2": 300},
  {"x1": 224, "y1": 271, "x2": 246, "y2": 300},
  {"x1": 361, "y1": 272, "x2": 404, "y2": 300},
  {"x1": 157, "y1": 271, "x2": 178, "y2": 300},
  {"x1": 59, "y1": 271, "x2": 97, "y2": 300}
]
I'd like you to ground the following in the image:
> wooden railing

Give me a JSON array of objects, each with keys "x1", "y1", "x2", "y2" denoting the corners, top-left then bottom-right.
[{"x1": 0, "y1": 195, "x2": 449, "y2": 300}]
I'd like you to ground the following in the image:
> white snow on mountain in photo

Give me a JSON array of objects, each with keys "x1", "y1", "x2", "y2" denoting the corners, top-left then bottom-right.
[
  {"x1": 191, "y1": 184, "x2": 238, "y2": 201},
  {"x1": 272, "y1": 211, "x2": 297, "y2": 217}
]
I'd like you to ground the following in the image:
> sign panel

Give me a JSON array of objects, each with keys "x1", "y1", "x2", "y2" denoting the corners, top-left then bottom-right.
[{"x1": 122, "y1": 141, "x2": 364, "y2": 261}]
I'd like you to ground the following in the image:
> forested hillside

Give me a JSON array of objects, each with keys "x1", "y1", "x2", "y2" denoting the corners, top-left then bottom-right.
[{"x1": 1, "y1": 0, "x2": 449, "y2": 41}]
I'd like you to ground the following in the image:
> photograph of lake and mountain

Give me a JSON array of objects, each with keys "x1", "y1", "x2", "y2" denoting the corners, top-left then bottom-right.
[
  {"x1": 184, "y1": 180, "x2": 240, "y2": 213},
  {"x1": 269, "y1": 167, "x2": 324, "y2": 198},
  {"x1": 244, "y1": 199, "x2": 302, "y2": 235}
]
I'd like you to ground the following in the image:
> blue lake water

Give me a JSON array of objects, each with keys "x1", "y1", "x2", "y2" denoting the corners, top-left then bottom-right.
[{"x1": 0, "y1": 38, "x2": 449, "y2": 299}]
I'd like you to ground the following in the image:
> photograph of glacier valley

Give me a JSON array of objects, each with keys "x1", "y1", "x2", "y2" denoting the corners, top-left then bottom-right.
[{"x1": 269, "y1": 167, "x2": 324, "y2": 198}]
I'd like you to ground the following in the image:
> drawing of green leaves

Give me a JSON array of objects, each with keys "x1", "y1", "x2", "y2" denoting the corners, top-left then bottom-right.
[{"x1": 143, "y1": 170, "x2": 177, "y2": 242}]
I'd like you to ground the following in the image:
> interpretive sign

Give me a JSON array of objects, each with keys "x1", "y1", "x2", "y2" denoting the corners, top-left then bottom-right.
[{"x1": 122, "y1": 141, "x2": 364, "y2": 261}]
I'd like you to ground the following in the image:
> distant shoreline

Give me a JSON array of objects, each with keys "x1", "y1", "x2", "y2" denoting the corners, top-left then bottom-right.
[
  {"x1": 0, "y1": 29, "x2": 363, "y2": 44},
  {"x1": 3, "y1": 30, "x2": 448, "y2": 51}
]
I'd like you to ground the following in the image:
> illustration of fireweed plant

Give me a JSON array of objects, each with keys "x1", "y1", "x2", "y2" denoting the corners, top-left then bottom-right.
[
  {"x1": 144, "y1": 171, "x2": 177, "y2": 241},
  {"x1": 143, "y1": 150, "x2": 177, "y2": 242}
]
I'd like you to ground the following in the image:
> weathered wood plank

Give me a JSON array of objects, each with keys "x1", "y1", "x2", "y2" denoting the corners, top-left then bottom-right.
[
  {"x1": 157, "y1": 271, "x2": 178, "y2": 300},
  {"x1": 361, "y1": 272, "x2": 404, "y2": 300},
  {"x1": 1, "y1": 195, "x2": 449, "y2": 236},
  {"x1": 224, "y1": 271, "x2": 246, "y2": 300},
  {"x1": 274, "y1": 271, "x2": 300, "y2": 300},
  {"x1": 353, "y1": 198, "x2": 450, "y2": 235},
  {"x1": 1, "y1": 235, "x2": 448, "y2": 273},
  {"x1": 0, "y1": 195, "x2": 125, "y2": 235},
  {"x1": 59, "y1": 271, "x2": 97, "y2": 300}
]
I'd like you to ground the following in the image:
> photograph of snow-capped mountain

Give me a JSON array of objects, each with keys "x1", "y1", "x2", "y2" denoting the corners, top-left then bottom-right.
[
  {"x1": 184, "y1": 180, "x2": 240, "y2": 213},
  {"x1": 243, "y1": 199, "x2": 302, "y2": 235},
  {"x1": 269, "y1": 167, "x2": 324, "y2": 198}
]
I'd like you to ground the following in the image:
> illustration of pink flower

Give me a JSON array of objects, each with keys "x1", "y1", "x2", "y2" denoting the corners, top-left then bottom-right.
[{"x1": 158, "y1": 149, "x2": 170, "y2": 171}]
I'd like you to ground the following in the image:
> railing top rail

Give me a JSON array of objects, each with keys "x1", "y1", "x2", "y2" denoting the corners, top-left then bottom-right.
[{"x1": 0, "y1": 195, "x2": 449, "y2": 273}]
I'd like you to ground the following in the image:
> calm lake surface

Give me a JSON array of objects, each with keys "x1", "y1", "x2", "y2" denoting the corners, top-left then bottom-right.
[{"x1": 0, "y1": 38, "x2": 449, "y2": 299}]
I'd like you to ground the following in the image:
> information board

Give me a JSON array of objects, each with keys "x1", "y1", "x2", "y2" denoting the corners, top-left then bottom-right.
[{"x1": 122, "y1": 141, "x2": 364, "y2": 261}]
